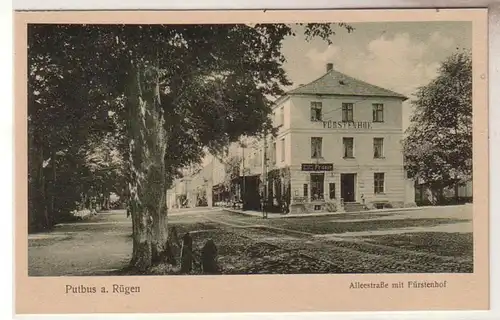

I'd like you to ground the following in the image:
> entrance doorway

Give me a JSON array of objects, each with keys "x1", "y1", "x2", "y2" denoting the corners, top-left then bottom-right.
[
  {"x1": 310, "y1": 173, "x2": 325, "y2": 201},
  {"x1": 341, "y1": 173, "x2": 356, "y2": 202}
]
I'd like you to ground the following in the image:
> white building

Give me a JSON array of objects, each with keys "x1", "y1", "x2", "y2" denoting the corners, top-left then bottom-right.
[
  {"x1": 169, "y1": 63, "x2": 417, "y2": 213},
  {"x1": 244, "y1": 63, "x2": 416, "y2": 212},
  {"x1": 167, "y1": 155, "x2": 229, "y2": 209}
]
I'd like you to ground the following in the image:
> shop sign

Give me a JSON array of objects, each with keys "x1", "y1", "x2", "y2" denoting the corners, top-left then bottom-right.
[{"x1": 301, "y1": 163, "x2": 334, "y2": 171}]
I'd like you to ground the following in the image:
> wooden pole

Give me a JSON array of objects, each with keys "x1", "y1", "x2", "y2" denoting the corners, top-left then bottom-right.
[
  {"x1": 241, "y1": 141, "x2": 246, "y2": 211},
  {"x1": 261, "y1": 131, "x2": 268, "y2": 219}
]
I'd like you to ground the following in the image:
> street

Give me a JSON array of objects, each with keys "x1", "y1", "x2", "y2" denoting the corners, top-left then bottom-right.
[
  {"x1": 28, "y1": 211, "x2": 132, "y2": 276},
  {"x1": 28, "y1": 205, "x2": 473, "y2": 276}
]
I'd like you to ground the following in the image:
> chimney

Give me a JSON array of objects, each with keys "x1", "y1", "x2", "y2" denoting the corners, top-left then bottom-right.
[{"x1": 326, "y1": 63, "x2": 334, "y2": 72}]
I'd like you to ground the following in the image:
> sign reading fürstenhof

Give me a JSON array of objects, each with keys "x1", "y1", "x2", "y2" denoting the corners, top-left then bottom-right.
[
  {"x1": 301, "y1": 163, "x2": 334, "y2": 171},
  {"x1": 322, "y1": 121, "x2": 372, "y2": 129}
]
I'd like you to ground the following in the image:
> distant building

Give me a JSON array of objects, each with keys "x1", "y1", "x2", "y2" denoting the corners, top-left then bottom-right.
[{"x1": 167, "y1": 156, "x2": 227, "y2": 209}]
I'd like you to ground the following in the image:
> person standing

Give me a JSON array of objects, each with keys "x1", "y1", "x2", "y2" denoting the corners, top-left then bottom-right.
[{"x1": 90, "y1": 196, "x2": 97, "y2": 215}]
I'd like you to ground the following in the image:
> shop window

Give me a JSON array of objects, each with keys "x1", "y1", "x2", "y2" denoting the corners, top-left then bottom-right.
[{"x1": 311, "y1": 173, "x2": 325, "y2": 200}]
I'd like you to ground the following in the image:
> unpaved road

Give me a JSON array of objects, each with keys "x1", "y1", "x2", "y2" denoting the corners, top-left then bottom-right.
[
  {"x1": 28, "y1": 205, "x2": 472, "y2": 276},
  {"x1": 28, "y1": 211, "x2": 133, "y2": 276},
  {"x1": 28, "y1": 207, "x2": 221, "y2": 276}
]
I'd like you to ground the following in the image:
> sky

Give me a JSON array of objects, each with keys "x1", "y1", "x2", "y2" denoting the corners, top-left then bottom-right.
[
  {"x1": 201, "y1": 21, "x2": 472, "y2": 167},
  {"x1": 280, "y1": 21, "x2": 472, "y2": 131}
]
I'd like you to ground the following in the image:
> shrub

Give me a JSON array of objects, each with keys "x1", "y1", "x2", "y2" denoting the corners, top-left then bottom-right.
[
  {"x1": 416, "y1": 199, "x2": 433, "y2": 206},
  {"x1": 325, "y1": 202, "x2": 337, "y2": 212}
]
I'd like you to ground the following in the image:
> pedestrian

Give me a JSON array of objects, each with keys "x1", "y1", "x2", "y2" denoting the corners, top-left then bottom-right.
[{"x1": 90, "y1": 197, "x2": 97, "y2": 215}]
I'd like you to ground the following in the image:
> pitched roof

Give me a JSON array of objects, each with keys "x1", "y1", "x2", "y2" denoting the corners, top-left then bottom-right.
[{"x1": 287, "y1": 69, "x2": 408, "y2": 100}]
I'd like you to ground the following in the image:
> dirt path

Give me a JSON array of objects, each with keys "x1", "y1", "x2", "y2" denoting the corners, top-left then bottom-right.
[
  {"x1": 28, "y1": 210, "x2": 133, "y2": 276},
  {"x1": 28, "y1": 207, "x2": 223, "y2": 276},
  {"x1": 27, "y1": 206, "x2": 473, "y2": 276},
  {"x1": 201, "y1": 207, "x2": 473, "y2": 273}
]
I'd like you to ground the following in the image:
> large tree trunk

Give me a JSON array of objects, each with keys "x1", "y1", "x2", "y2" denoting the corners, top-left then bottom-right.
[
  {"x1": 36, "y1": 144, "x2": 50, "y2": 230},
  {"x1": 127, "y1": 61, "x2": 168, "y2": 272},
  {"x1": 50, "y1": 148, "x2": 57, "y2": 224},
  {"x1": 28, "y1": 133, "x2": 38, "y2": 232}
]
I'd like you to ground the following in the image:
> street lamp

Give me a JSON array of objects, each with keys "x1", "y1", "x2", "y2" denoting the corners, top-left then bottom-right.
[{"x1": 261, "y1": 130, "x2": 268, "y2": 219}]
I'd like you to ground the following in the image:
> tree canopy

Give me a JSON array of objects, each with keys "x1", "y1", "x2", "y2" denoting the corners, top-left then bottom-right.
[
  {"x1": 403, "y1": 50, "x2": 472, "y2": 195},
  {"x1": 28, "y1": 22, "x2": 353, "y2": 268},
  {"x1": 29, "y1": 23, "x2": 352, "y2": 183}
]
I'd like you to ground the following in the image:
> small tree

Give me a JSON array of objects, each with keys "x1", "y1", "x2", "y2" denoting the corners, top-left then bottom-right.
[{"x1": 403, "y1": 50, "x2": 472, "y2": 203}]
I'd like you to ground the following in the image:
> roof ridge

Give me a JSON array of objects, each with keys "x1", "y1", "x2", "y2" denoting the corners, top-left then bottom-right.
[
  {"x1": 291, "y1": 70, "x2": 334, "y2": 92},
  {"x1": 286, "y1": 68, "x2": 407, "y2": 100},
  {"x1": 332, "y1": 71, "x2": 406, "y2": 97}
]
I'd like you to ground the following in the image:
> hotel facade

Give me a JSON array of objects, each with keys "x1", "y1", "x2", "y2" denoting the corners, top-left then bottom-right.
[
  {"x1": 242, "y1": 63, "x2": 416, "y2": 212},
  {"x1": 168, "y1": 63, "x2": 417, "y2": 213}
]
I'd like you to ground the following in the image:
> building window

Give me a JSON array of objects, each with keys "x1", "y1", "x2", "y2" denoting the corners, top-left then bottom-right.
[
  {"x1": 272, "y1": 180, "x2": 277, "y2": 200},
  {"x1": 272, "y1": 142, "x2": 276, "y2": 164},
  {"x1": 373, "y1": 138, "x2": 384, "y2": 158},
  {"x1": 343, "y1": 137, "x2": 354, "y2": 158},
  {"x1": 374, "y1": 173, "x2": 385, "y2": 194},
  {"x1": 303, "y1": 184, "x2": 308, "y2": 198},
  {"x1": 311, "y1": 173, "x2": 325, "y2": 200},
  {"x1": 310, "y1": 101, "x2": 323, "y2": 122},
  {"x1": 373, "y1": 103, "x2": 384, "y2": 122},
  {"x1": 342, "y1": 103, "x2": 354, "y2": 122},
  {"x1": 279, "y1": 107, "x2": 285, "y2": 126},
  {"x1": 329, "y1": 183, "x2": 336, "y2": 199},
  {"x1": 280, "y1": 138, "x2": 285, "y2": 162},
  {"x1": 311, "y1": 137, "x2": 323, "y2": 159}
]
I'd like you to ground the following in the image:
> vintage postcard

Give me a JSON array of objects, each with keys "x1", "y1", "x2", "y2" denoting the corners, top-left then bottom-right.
[{"x1": 14, "y1": 8, "x2": 489, "y2": 314}]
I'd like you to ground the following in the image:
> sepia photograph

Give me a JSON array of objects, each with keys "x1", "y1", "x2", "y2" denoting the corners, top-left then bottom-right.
[
  {"x1": 27, "y1": 20, "x2": 475, "y2": 277},
  {"x1": 15, "y1": 9, "x2": 489, "y2": 314}
]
